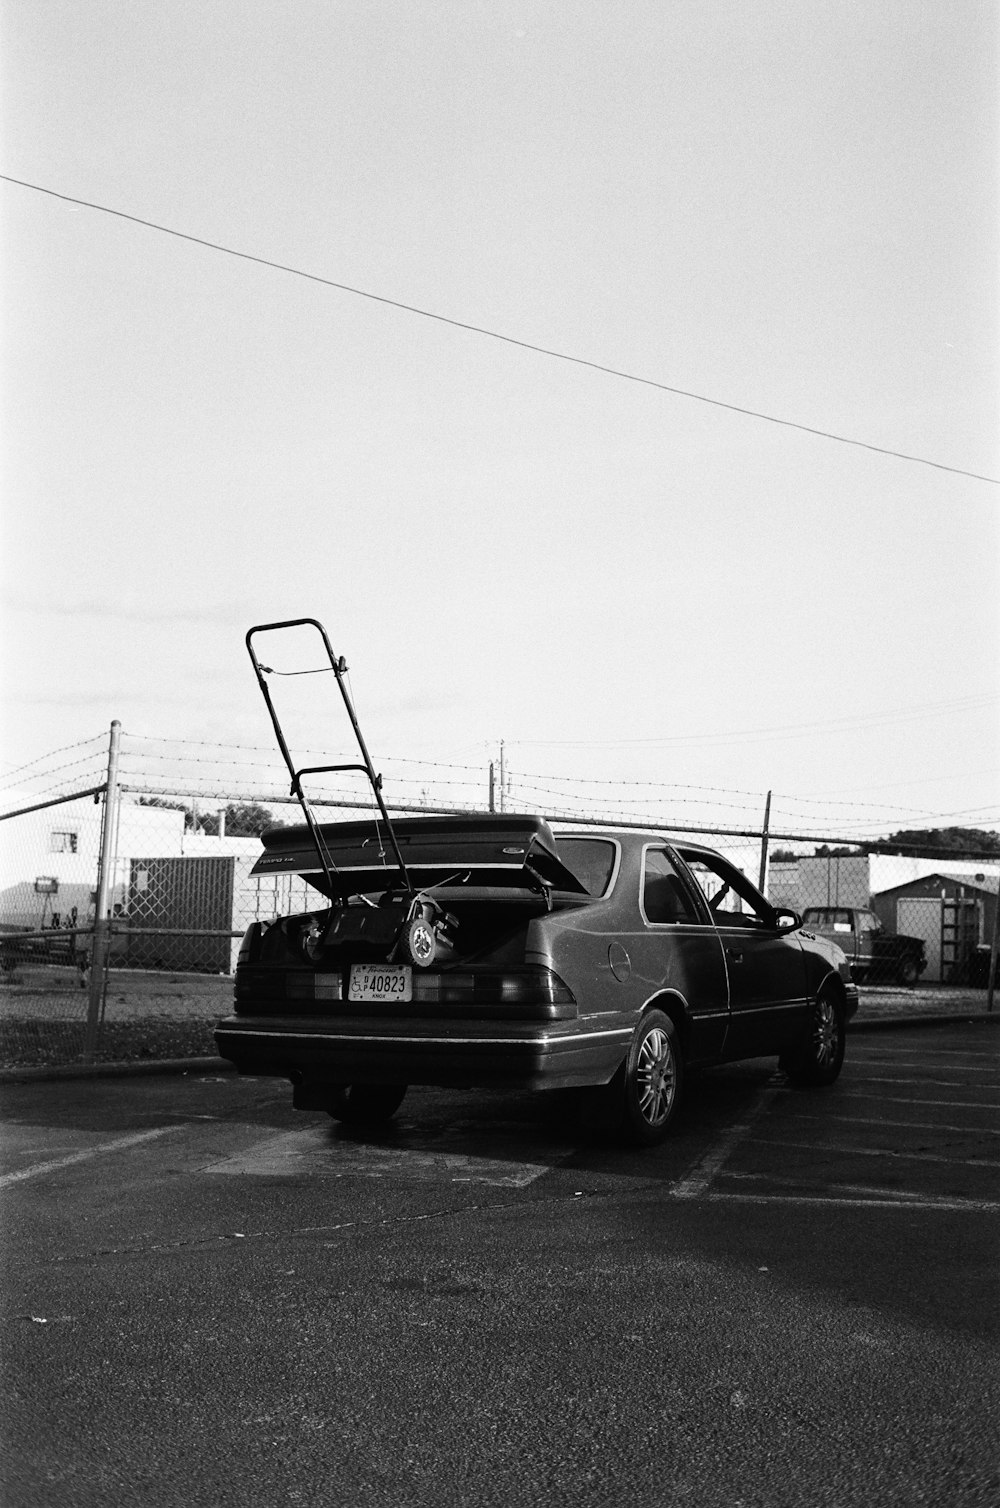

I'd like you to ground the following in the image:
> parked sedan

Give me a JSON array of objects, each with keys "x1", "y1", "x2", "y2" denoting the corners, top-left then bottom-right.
[{"x1": 215, "y1": 816, "x2": 858, "y2": 1145}]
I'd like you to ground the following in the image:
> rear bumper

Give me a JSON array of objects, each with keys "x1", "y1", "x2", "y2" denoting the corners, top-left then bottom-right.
[{"x1": 214, "y1": 1013, "x2": 631, "y2": 1092}]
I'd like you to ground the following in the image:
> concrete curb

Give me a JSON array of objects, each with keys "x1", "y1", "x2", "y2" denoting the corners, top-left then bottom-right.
[
  {"x1": 0, "y1": 1056, "x2": 236, "y2": 1085},
  {"x1": 849, "y1": 1012, "x2": 998, "y2": 1032},
  {"x1": 1, "y1": 1011, "x2": 996, "y2": 1083}
]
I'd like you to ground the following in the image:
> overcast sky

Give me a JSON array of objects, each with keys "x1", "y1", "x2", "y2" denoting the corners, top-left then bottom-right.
[{"x1": 2, "y1": 1, "x2": 997, "y2": 836}]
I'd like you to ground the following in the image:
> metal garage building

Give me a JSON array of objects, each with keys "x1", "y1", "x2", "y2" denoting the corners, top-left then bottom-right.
[{"x1": 872, "y1": 872, "x2": 998, "y2": 984}]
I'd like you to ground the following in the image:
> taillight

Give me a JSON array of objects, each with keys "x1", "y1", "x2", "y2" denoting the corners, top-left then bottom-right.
[
  {"x1": 411, "y1": 967, "x2": 574, "y2": 1006},
  {"x1": 237, "y1": 923, "x2": 263, "y2": 966}
]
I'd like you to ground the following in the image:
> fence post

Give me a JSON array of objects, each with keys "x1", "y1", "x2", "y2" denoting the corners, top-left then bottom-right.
[
  {"x1": 83, "y1": 720, "x2": 121, "y2": 1061},
  {"x1": 987, "y1": 876, "x2": 1000, "y2": 1014},
  {"x1": 758, "y1": 790, "x2": 772, "y2": 892}
]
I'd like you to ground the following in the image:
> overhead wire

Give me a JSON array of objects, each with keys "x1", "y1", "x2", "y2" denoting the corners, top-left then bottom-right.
[
  {"x1": 509, "y1": 694, "x2": 999, "y2": 749},
  {"x1": 2, "y1": 173, "x2": 996, "y2": 486}
]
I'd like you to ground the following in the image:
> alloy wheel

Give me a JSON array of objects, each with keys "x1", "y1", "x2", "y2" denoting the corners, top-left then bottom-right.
[
  {"x1": 813, "y1": 995, "x2": 841, "y2": 1070},
  {"x1": 635, "y1": 1025, "x2": 678, "y2": 1126}
]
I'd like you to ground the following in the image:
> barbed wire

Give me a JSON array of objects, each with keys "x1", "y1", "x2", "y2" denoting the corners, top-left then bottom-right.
[
  {"x1": 121, "y1": 731, "x2": 486, "y2": 774},
  {"x1": 0, "y1": 751, "x2": 110, "y2": 799},
  {"x1": 510, "y1": 787, "x2": 765, "y2": 828},
  {"x1": 4, "y1": 728, "x2": 995, "y2": 840},
  {"x1": 5, "y1": 779, "x2": 994, "y2": 855},
  {"x1": 513, "y1": 776, "x2": 772, "y2": 812},
  {"x1": 0, "y1": 736, "x2": 108, "y2": 789},
  {"x1": 114, "y1": 731, "x2": 999, "y2": 825}
]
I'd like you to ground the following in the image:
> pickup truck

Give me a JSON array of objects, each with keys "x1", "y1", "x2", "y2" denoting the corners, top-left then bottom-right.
[{"x1": 800, "y1": 906, "x2": 926, "y2": 986}]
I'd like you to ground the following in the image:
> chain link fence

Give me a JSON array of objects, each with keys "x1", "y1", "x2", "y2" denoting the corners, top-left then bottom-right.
[
  {"x1": 2, "y1": 740, "x2": 996, "y2": 1068},
  {"x1": 0, "y1": 787, "x2": 105, "y2": 1066}
]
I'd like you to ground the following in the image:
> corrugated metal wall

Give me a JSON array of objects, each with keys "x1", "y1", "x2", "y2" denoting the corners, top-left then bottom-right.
[{"x1": 126, "y1": 856, "x2": 235, "y2": 972}]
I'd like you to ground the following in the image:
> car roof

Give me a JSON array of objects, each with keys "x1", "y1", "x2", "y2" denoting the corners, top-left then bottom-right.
[{"x1": 552, "y1": 826, "x2": 725, "y2": 858}]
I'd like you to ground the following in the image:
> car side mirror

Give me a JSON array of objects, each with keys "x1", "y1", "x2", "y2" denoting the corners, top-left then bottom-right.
[{"x1": 773, "y1": 908, "x2": 802, "y2": 932}]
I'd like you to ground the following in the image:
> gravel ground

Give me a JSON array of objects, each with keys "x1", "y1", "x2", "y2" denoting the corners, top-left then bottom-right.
[
  {"x1": 0, "y1": 1015, "x2": 220, "y2": 1066},
  {"x1": 0, "y1": 967, "x2": 229, "y2": 1066}
]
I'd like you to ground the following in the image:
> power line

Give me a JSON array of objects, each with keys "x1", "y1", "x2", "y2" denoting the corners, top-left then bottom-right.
[
  {"x1": 510, "y1": 693, "x2": 999, "y2": 749},
  {"x1": 3, "y1": 172, "x2": 997, "y2": 487}
]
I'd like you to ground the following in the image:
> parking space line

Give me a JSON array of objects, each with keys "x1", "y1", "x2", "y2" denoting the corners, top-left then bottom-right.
[
  {"x1": 701, "y1": 1190, "x2": 1000, "y2": 1214},
  {"x1": 776, "y1": 1111, "x2": 1000, "y2": 1137},
  {"x1": 836, "y1": 1092, "x2": 999, "y2": 1111},
  {"x1": 671, "y1": 1084, "x2": 781, "y2": 1199},
  {"x1": 743, "y1": 1135, "x2": 1000, "y2": 1169},
  {"x1": 721, "y1": 1168, "x2": 1000, "y2": 1208},
  {"x1": 846, "y1": 1073, "x2": 999, "y2": 1089},
  {"x1": 0, "y1": 1126, "x2": 183, "y2": 1190},
  {"x1": 850, "y1": 1046, "x2": 999, "y2": 1060},
  {"x1": 202, "y1": 1127, "x2": 565, "y2": 1187},
  {"x1": 849, "y1": 1057, "x2": 999, "y2": 1072}
]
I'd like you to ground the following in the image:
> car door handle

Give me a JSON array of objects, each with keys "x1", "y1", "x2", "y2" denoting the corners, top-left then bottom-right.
[{"x1": 726, "y1": 947, "x2": 744, "y2": 964}]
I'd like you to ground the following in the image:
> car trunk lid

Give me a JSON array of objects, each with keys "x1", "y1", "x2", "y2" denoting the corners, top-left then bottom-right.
[{"x1": 251, "y1": 814, "x2": 589, "y2": 899}]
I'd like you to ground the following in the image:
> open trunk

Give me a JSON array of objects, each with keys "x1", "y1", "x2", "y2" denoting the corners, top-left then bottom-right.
[{"x1": 234, "y1": 815, "x2": 591, "y2": 1020}]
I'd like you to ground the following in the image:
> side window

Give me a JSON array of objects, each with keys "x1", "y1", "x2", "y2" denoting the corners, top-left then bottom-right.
[
  {"x1": 679, "y1": 850, "x2": 775, "y2": 928},
  {"x1": 641, "y1": 849, "x2": 700, "y2": 924}
]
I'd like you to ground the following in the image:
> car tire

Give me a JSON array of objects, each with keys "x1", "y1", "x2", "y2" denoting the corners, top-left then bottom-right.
[
  {"x1": 896, "y1": 955, "x2": 920, "y2": 988},
  {"x1": 587, "y1": 1009, "x2": 683, "y2": 1146},
  {"x1": 781, "y1": 989, "x2": 845, "y2": 1087},
  {"x1": 325, "y1": 1084, "x2": 407, "y2": 1125}
]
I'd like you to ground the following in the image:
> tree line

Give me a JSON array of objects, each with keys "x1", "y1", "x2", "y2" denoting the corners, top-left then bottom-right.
[
  {"x1": 772, "y1": 826, "x2": 1000, "y2": 862},
  {"x1": 137, "y1": 798, "x2": 284, "y2": 837}
]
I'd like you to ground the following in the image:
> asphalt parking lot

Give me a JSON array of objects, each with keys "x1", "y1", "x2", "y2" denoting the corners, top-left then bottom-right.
[{"x1": 2, "y1": 1021, "x2": 998, "y2": 1508}]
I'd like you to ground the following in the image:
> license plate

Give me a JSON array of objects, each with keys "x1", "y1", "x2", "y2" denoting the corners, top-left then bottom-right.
[{"x1": 348, "y1": 964, "x2": 412, "y2": 1003}]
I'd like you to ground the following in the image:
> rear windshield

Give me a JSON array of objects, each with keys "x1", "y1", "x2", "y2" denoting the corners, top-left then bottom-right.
[
  {"x1": 553, "y1": 837, "x2": 617, "y2": 897},
  {"x1": 804, "y1": 908, "x2": 853, "y2": 929}
]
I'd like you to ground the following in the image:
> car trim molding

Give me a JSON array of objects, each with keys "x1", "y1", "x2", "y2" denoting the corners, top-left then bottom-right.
[
  {"x1": 728, "y1": 997, "x2": 808, "y2": 1017},
  {"x1": 219, "y1": 1024, "x2": 635, "y2": 1049}
]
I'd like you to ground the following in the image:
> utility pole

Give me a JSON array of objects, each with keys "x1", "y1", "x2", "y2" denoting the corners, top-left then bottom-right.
[
  {"x1": 84, "y1": 720, "x2": 121, "y2": 1061},
  {"x1": 499, "y1": 741, "x2": 505, "y2": 814},
  {"x1": 488, "y1": 762, "x2": 495, "y2": 813}
]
